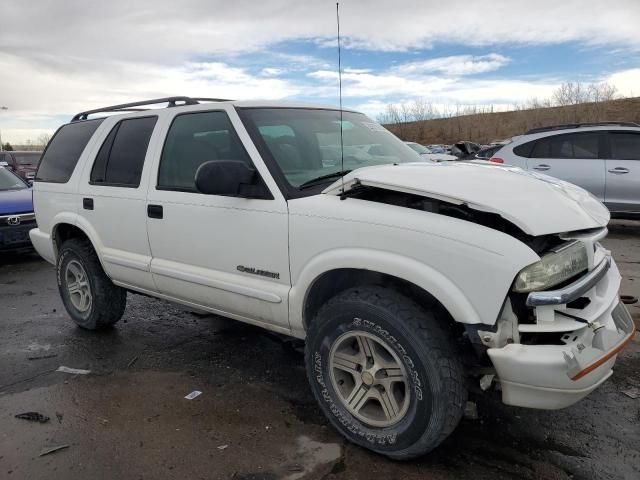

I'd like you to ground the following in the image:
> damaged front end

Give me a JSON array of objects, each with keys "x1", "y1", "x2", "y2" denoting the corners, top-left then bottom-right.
[{"x1": 476, "y1": 229, "x2": 635, "y2": 409}]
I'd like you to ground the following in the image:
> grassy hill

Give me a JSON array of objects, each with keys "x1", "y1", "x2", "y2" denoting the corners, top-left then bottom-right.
[{"x1": 385, "y1": 97, "x2": 640, "y2": 145}]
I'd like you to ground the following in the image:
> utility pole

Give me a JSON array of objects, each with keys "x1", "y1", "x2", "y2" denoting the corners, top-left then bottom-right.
[{"x1": 0, "y1": 106, "x2": 7, "y2": 152}]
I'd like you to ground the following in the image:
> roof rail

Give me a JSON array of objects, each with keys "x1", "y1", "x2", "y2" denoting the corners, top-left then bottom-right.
[
  {"x1": 525, "y1": 122, "x2": 640, "y2": 135},
  {"x1": 71, "y1": 96, "x2": 231, "y2": 122}
]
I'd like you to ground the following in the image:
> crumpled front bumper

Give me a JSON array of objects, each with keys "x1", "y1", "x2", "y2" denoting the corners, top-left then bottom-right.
[{"x1": 487, "y1": 255, "x2": 636, "y2": 409}]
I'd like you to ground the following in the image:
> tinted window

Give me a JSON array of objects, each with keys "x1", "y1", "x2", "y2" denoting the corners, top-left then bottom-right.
[
  {"x1": 90, "y1": 116, "x2": 157, "y2": 187},
  {"x1": 531, "y1": 133, "x2": 599, "y2": 159},
  {"x1": 13, "y1": 152, "x2": 42, "y2": 165},
  {"x1": 609, "y1": 132, "x2": 640, "y2": 160},
  {"x1": 158, "y1": 111, "x2": 253, "y2": 191},
  {"x1": 35, "y1": 119, "x2": 104, "y2": 183},
  {"x1": 513, "y1": 141, "x2": 534, "y2": 158}
]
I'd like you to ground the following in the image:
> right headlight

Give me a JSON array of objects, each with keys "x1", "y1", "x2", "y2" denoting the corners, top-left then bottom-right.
[{"x1": 513, "y1": 241, "x2": 588, "y2": 293}]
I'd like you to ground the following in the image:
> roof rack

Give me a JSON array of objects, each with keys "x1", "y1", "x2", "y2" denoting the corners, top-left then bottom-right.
[
  {"x1": 525, "y1": 122, "x2": 640, "y2": 135},
  {"x1": 71, "y1": 96, "x2": 231, "y2": 122}
]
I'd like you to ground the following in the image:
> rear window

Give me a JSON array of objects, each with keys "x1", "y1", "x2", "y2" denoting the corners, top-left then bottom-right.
[
  {"x1": 13, "y1": 152, "x2": 42, "y2": 165},
  {"x1": 35, "y1": 119, "x2": 104, "y2": 183},
  {"x1": 90, "y1": 116, "x2": 157, "y2": 187}
]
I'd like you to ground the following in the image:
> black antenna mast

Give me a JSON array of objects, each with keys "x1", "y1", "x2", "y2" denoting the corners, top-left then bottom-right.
[{"x1": 336, "y1": 2, "x2": 346, "y2": 200}]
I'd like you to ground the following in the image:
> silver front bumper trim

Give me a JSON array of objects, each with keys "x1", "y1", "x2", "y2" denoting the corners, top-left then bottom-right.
[{"x1": 526, "y1": 255, "x2": 611, "y2": 307}]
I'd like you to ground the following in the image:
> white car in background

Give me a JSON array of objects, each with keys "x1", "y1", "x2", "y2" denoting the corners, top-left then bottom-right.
[
  {"x1": 404, "y1": 142, "x2": 458, "y2": 162},
  {"x1": 493, "y1": 122, "x2": 640, "y2": 218}
]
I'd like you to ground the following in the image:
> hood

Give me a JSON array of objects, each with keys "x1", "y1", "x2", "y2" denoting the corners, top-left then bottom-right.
[
  {"x1": 0, "y1": 188, "x2": 33, "y2": 215},
  {"x1": 323, "y1": 162, "x2": 609, "y2": 236}
]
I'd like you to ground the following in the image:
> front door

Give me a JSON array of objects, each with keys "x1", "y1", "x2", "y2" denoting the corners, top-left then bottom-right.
[
  {"x1": 527, "y1": 131, "x2": 605, "y2": 201},
  {"x1": 145, "y1": 108, "x2": 291, "y2": 330},
  {"x1": 605, "y1": 131, "x2": 640, "y2": 214}
]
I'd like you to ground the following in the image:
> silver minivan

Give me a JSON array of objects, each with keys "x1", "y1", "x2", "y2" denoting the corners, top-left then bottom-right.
[{"x1": 494, "y1": 123, "x2": 640, "y2": 218}]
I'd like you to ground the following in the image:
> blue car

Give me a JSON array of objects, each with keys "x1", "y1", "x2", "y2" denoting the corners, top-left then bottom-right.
[{"x1": 0, "y1": 166, "x2": 35, "y2": 253}]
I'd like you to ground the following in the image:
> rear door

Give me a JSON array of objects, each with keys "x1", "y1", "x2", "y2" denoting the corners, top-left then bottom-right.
[
  {"x1": 604, "y1": 131, "x2": 640, "y2": 214},
  {"x1": 78, "y1": 114, "x2": 160, "y2": 292},
  {"x1": 527, "y1": 131, "x2": 605, "y2": 200}
]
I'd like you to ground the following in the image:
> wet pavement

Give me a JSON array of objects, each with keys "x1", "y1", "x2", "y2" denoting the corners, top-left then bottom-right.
[{"x1": 1, "y1": 220, "x2": 639, "y2": 480}]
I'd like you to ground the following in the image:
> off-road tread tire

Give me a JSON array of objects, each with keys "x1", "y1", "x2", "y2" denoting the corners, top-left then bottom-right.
[
  {"x1": 57, "y1": 238, "x2": 126, "y2": 330},
  {"x1": 305, "y1": 286, "x2": 466, "y2": 460}
]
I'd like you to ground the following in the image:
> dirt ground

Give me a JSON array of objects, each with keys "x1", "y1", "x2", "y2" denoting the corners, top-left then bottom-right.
[{"x1": 1, "y1": 220, "x2": 639, "y2": 480}]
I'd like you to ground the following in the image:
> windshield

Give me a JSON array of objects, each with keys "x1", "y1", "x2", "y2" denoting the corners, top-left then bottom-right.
[
  {"x1": 406, "y1": 143, "x2": 431, "y2": 154},
  {"x1": 0, "y1": 167, "x2": 27, "y2": 191},
  {"x1": 13, "y1": 152, "x2": 42, "y2": 165},
  {"x1": 239, "y1": 108, "x2": 422, "y2": 188}
]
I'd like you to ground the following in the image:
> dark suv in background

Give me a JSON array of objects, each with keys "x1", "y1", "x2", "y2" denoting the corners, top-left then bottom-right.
[{"x1": 0, "y1": 151, "x2": 43, "y2": 182}]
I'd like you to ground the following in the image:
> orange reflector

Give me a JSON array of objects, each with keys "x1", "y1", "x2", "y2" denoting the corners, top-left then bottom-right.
[{"x1": 571, "y1": 329, "x2": 636, "y2": 381}]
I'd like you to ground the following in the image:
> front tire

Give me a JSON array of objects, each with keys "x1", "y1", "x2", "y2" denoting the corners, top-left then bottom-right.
[
  {"x1": 57, "y1": 238, "x2": 126, "y2": 330},
  {"x1": 305, "y1": 287, "x2": 466, "y2": 459}
]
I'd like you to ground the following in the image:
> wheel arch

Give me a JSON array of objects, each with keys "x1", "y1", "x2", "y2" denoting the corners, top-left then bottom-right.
[
  {"x1": 290, "y1": 249, "x2": 485, "y2": 337},
  {"x1": 51, "y1": 217, "x2": 105, "y2": 268}
]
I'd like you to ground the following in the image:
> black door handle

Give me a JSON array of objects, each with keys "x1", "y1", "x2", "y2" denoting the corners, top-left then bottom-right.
[
  {"x1": 83, "y1": 198, "x2": 94, "y2": 210},
  {"x1": 147, "y1": 204, "x2": 163, "y2": 219}
]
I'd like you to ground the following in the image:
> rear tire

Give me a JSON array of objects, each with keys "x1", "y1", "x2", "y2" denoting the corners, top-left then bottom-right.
[
  {"x1": 305, "y1": 286, "x2": 466, "y2": 459},
  {"x1": 57, "y1": 238, "x2": 126, "y2": 330}
]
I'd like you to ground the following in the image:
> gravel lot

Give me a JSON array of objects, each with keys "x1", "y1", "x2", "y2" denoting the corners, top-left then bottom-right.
[{"x1": 1, "y1": 220, "x2": 638, "y2": 480}]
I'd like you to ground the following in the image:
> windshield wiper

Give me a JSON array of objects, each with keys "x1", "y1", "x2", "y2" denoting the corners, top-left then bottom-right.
[{"x1": 298, "y1": 170, "x2": 352, "y2": 190}]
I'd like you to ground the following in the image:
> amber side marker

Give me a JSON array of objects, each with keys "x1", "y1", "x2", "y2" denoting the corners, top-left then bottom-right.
[{"x1": 571, "y1": 329, "x2": 637, "y2": 381}]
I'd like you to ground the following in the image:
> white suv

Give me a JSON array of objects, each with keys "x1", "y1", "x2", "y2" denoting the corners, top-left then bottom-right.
[
  {"x1": 493, "y1": 123, "x2": 640, "y2": 218},
  {"x1": 30, "y1": 97, "x2": 635, "y2": 459}
]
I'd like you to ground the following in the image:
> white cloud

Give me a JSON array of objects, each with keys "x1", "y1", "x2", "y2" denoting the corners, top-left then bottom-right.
[
  {"x1": 393, "y1": 54, "x2": 511, "y2": 76},
  {"x1": 1, "y1": 0, "x2": 640, "y2": 141}
]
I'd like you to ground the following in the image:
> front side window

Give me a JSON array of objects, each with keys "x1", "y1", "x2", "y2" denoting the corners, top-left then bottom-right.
[
  {"x1": 609, "y1": 132, "x2": 640, "y2": 160},
  {"x1": 90, "y1": 116, "x2": 157, "y2": 187},
  {"x1": 158, "y1": 111, "x2": 253, "y2": 192},
  {"x1": 36, "y1": 119, "x2": 104, "y2": 183},
  {"x1": 238, "y1": 108, "x2": 421, "y2": 190}
]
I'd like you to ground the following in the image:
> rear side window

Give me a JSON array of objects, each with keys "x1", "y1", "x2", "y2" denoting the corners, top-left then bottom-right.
[
  {"x1": 609, "y1": 132, "x2": 640, "y2": 160},
  {"x1": 90, "y1": 116, "x2": 157, "y2": 187},
  {"x1": 513, "y1": 141, "x2": 535, "y2": 158},
  {"x1": 158, "y1": 111, "x2": 253, "y2": 192},
  {"x1": 35, "y1": 119, "x2": 104, "y2": 183},
  {"x1": 531, "y1": 133, "x2": 599, "y2": 159}
]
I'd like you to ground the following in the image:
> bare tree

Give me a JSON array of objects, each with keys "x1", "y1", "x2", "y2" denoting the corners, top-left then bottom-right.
[
  {"x1": 36, "y1": 133, "x2": 52, "y2": 148},
  {"x1": 553, "y1": 81, "x2": 589, "y2": 106},
  {"x1": 588, "y1": 82, "x2": 618, "y2": 103}
]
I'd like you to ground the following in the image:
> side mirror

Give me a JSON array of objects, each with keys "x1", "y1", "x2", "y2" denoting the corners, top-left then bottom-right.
[{"x1": 195, "y1": 160, "x2": 266, "y2": 198}]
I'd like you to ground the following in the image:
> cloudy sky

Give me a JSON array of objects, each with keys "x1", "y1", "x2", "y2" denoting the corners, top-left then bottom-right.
[{"x1": 1, "y1": 0, "x2": 640, "y2": 143}]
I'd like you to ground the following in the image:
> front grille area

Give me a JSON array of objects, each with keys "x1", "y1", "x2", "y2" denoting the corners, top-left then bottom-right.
[
  {"x1": 0, "y1": 213, "x2": 36, "y2": 226},
  {"x1": 0, "y1": 214, "x2": 36, "y2": 249}
]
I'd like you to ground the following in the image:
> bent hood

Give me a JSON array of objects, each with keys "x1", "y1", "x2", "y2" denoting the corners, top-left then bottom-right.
[
  {"x1": 0, "y1": 188, "x2": 33, "y2": 215},
  {"x1": 323, "y1": 162, "x2": 609, "y2": 236}
]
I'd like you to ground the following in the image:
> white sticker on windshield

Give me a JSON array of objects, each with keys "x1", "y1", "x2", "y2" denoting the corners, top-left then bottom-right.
[{"x1": 361, "y1": 122, "x2": 389, "y2": 133}]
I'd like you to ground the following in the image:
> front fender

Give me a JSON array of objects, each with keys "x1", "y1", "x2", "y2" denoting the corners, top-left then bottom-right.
[{"x1": 289, "y1": 248, "x2": 484, "y2": 337}]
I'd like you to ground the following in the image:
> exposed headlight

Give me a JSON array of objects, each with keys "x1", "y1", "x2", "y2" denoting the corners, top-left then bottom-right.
[{"x1": 514, "y1": 241, "x2": 588, "y2": 293}]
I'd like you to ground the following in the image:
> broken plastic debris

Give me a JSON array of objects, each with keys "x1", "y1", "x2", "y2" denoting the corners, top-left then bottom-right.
[
  {"x1": 56, "y1": 366, "x2": 91, "y2": 375},
  {"x1": 39, "y1": 444, "x2": 69, "y2": 457},
  {"x1": 217, "y1": 444, "x2": 228, "y2": 450},
  {"x1": 479, "y1": 374, "x2": 495, "y2": 391},
  {"x1": 15, "y1": 412, "x2": 50, "y2": 423},
  {"x1": 621, "y1": 387, "x2": 640, "y2": 399},
  {"x1": 184, "y1": 390, "x2": 202, "y2": 400}
]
